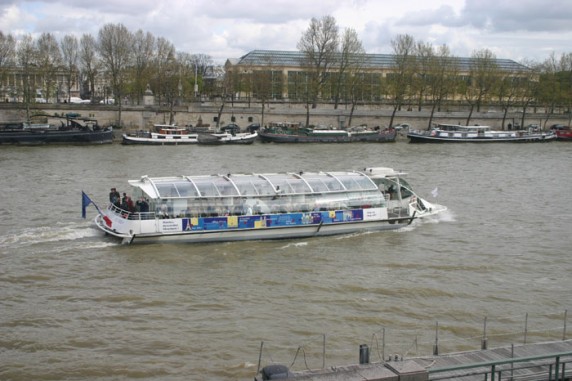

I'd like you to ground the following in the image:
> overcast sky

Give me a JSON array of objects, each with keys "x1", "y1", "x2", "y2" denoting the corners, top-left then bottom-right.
[{"x1": 2, "y1": 0, "x2": 571, "y2": 64}]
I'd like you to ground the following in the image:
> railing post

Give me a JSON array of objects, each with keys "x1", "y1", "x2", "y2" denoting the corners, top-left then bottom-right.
[
  {"x1": 322, "y1": 334, "x2": 326, "y2": 369},
  {"x1": 482, "y1": 316, "x2": 488, "y2": 350},
  {"x1": 257, "y1": 341, "x2": 264, "y2": 374},
  {"x1": 382, "y1": 327, "x2": 386, "y2": 362},
  {"x1": 433, "y1": 321, "x2": 439, "y2": 355},
  {"x1": 524, "y1": 313, "x2": 528, "y2": 344},
  {"x1": 491, "y1": 364, "x2": 496, "y2": 381},
  {"x1": 564, "y1": 309, "x2": 568, "y2": 341},
  {"x1": 554, "y1": 355, "x2": 560, "y2": 381},
  {"x1": 510, "y1": 343, "x2": 514, "y2": 380}
]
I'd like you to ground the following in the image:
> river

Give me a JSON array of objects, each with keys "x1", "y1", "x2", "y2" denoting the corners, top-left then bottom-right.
[{"x1": 1, "y1": 138, "x2": 571, "y2": 380}]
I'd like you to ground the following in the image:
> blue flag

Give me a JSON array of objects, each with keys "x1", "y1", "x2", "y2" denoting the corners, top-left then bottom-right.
[{"x1": 82, "y1": 191, "x2": 92, "y2": 218}]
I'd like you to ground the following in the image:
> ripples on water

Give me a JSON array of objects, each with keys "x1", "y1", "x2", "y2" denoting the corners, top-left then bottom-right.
[{"x1": 1, "y1": 141, "x2": 571, "y2": 380}]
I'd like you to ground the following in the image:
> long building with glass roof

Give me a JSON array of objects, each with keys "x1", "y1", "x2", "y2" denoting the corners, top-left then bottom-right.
[{"x1": 225, "y1": 49, "x2": 530, "y2": 101}]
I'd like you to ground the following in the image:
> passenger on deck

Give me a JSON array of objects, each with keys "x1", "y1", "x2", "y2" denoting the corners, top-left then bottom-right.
[
  {"x1": 109, "y1": 188, "x2": 120, "y2": 207},
  {"x1": 136, "y1": 197, "x2": 149, "y2": 213}
]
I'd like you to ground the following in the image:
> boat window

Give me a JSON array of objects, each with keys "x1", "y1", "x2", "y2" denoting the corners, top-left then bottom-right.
[
  {"x1": 399, "y1": 179, "x2": 414, "y2": 198},
  {"x1": 190, "y1": 176, "x2": 240, "y2": 197},
  {"x1": 194, "y1": 179, "x2": 220, "y2": 197},
  {"x1": 263, "y1": 174, "x2": 311, "y2": 194},
  {"x1": 155, "y1": 183, "x2": 180, "y2": 198},
  {"x1": 252, "y1": 180, "x2": 276, "y2": 196},
  {"x1": 172, "y1": 181, "x2": 199, "y2": 197},
  {"x1": 230, "y1": 175, "x2": 269, "y2": 196},
  {"x1": 303, "y1": 177, "x2": 332, "y2": 192},
  {"x1": 333, "y1": 173, "x2": 377, "y2": 191},
  {"x1": 302, "y1": 173, "x2": 344, "y2": 192}
]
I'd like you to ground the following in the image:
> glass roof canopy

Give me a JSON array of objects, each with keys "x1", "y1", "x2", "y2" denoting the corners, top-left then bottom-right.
[{"x1": 130, "y1": 171, "x2": 378, "y2": 200}]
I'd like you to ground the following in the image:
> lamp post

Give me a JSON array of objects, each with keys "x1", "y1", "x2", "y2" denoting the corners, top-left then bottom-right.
[{"x1": 194, "y1": 63, "x2": 198, "y2": 99}]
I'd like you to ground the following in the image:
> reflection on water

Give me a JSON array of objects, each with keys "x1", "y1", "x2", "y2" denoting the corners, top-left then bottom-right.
[{"x1": 1, "y1": 141, "x2": 571, "y2": 380}]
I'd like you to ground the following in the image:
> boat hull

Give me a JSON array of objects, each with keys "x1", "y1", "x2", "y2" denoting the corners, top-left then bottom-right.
[
  {"x1": 258, "y1": 130, "x2": 396, "y2": 143},
  {"x1": 554, "y1": 131, "x2": 572, "y2": 141},
  {"x1": 95, "y1": 214, "x2": 412, "y2": 244},
  {"x1": 197, "y1": 133, "x2": 258, "y2": 145},
  {"x1": 122, "y1": 134, "x2": 198, "y2": 145},
  {"x1": 0, "y1": 129, "x2": 114, "y2": 145}
]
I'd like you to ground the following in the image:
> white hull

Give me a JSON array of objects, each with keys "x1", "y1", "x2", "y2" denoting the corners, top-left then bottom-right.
[
  {"x1": 122, "y1": 134, "x2": 199, "y2": 145},
  {"x1": 95, "y1": 214, "x2": 414, "y2": 244}
]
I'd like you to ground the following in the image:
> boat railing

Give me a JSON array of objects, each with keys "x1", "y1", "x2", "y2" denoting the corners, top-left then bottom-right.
[{"x1": 108, "y1": 203, "x2": 156, "y2": 220}]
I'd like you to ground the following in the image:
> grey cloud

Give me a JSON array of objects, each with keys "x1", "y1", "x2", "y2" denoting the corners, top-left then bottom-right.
[{"x1": 461, "y1": 0, "x2": 572, "y2": 32}]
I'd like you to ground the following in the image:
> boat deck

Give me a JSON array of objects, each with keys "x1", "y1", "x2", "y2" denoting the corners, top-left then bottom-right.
[{"x1": 259, "y1": 340, "x2": 572, "y2": 380}]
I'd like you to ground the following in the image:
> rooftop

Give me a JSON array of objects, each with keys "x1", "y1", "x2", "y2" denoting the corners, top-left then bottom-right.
[{"x1": 233, "y1": 49, "x2": 530, "y2": 72}]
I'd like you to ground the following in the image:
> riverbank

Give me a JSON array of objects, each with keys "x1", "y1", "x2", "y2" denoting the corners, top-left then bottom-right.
[{"x1": 1, "y1": 102, "x2": 569, "y2": 132}]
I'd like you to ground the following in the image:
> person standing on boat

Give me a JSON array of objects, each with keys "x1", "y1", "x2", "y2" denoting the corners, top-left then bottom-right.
[
  {"x1": 109, "y1": 188, "x2": 120, "y2": 207},
  {"x1": 136, "y1": 197, "x2": 149, "y2": 213}
]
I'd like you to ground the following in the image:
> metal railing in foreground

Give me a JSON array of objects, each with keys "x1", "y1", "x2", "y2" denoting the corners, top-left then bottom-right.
[{"x1": 429, "y1": 350, "x2": 572, "y2": 381}]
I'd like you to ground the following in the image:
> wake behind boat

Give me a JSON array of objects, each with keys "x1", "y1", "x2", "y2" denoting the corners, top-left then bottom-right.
[
  {"x1": 407, "y1": 124, "x2": 555, "y2": 143},
  {"x1": 88, "y1": 167, "x2": 446, "y2": 245},
  {"x1": 122, "y1": 124, "x2": 199, "y2": 145}
]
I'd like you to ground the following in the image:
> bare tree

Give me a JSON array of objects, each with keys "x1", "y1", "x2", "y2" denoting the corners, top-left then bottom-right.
[
  {"x1": 132, "y1": 30, "x2": 155, "y2": 105},
  {"x1": 79, "y1": 34, "x2": 100, "y2": 103},
  {"x1": 151, "y1": 37, "x2": 177, "y2": 123},
  {"x1": 36, "y1": 32, "x2": 62, "y2": 103},
  {"x1": 496, "y1": 67, "x2": 521, "y2": 129},
  {"x1": 251, "y1": 54, "x2": 278, "y2": 126},
  {"x1": 177, "y1": 51, "x2": 198, "y2": 102},
  {"x1": 426, "y1": 45, "x2": 457, "y2": 129},
  {"x1": 0, "y1": 32, "x2": 16, "y2": 101},
  {"x1": 16, "y1": 34, "x2": 37, "y2": 120},
  {"x1": 190, "y1": 53, "x2": 214, "y2": 99},
  {"x1": 60, "y1": 34, "x2": 78, "y2": 102},
  {"x1": 462, "y1": 49, "x2": 499, "y2": 125},
  {"x1": 334, "y1": 27, "x2": 366, "y2": 112},
  {"x1": 297, "y1": 15, "x2": 339, "y2": 126},
  {"x1": 387, "y1": 34, "x2": 417, "y2": 128},
  {"x1": 413, "y1": 41, "x2": 433, "y2": 112},
  {"x1": 98, "y1": 23, "x2": 133, "y2": 126}
]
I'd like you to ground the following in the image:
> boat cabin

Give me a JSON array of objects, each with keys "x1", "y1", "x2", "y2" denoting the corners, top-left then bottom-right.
[{"x1": 124, "y1": 171, "x2": 389, "y2": 219}]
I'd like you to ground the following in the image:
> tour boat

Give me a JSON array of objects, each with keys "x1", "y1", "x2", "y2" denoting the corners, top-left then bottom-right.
[
  {"x1": 0, "y1": 115, "x2": 113, "y2": 145},
  {"x1": 258, "y1": 123, "x2": 396, "y2": 143},
  {"x1": 407, "y1": 124, "x2": 555, "y2": 143},
  {"x1": 88, "y1": 167, "x2": 446, "y2": 244},
  {"x1": 122, "y1": 124, "x2": 199, "y2": 145}
]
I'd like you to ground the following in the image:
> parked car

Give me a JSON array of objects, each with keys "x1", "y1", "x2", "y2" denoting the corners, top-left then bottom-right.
[
  {"x1": 69, "y1": 97, "x2": 90, "y2": 104},
  {"x1": 393, "y1": 123, "x2": 411, "y2": 130},
  {"x1": 527, "y1": 124, "x2": 541, "y2": 132},
  {"x1": 221, "y1": 123, "x2": 241, "y2": 133},
  {"x1": 246, "y1": 123, "x2": 260, "y2": 133},
  {"x1": 35, "y1": 97, "x2": 47, "y2": 103},
  {"x1": 550, "y1": 124, "x2": 565, "y2": 130},
  {"x1": 99, "y1": 99, "x2": 115, "y2": 105}
]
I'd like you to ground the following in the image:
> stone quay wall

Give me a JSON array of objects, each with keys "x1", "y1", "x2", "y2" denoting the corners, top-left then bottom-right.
[{"x1": 1, "y1": 102, "x2": 569, "y2": 132}]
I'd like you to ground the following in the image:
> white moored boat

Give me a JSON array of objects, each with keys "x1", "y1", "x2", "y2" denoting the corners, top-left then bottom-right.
[
  {"x1": 91, "y1": 167, "x2": 446, "y2": 244},
  {"x1": 197, "y1": 131, "x2": 258, "y2": 145},
  {"x1": 122, "y1": 124, "x2": 199, "y2": 145}
]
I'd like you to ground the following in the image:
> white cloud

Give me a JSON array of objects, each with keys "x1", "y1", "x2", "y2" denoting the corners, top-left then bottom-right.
[{"x1": 1, "y1": 0, "x2": 571, "y2": 64}]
